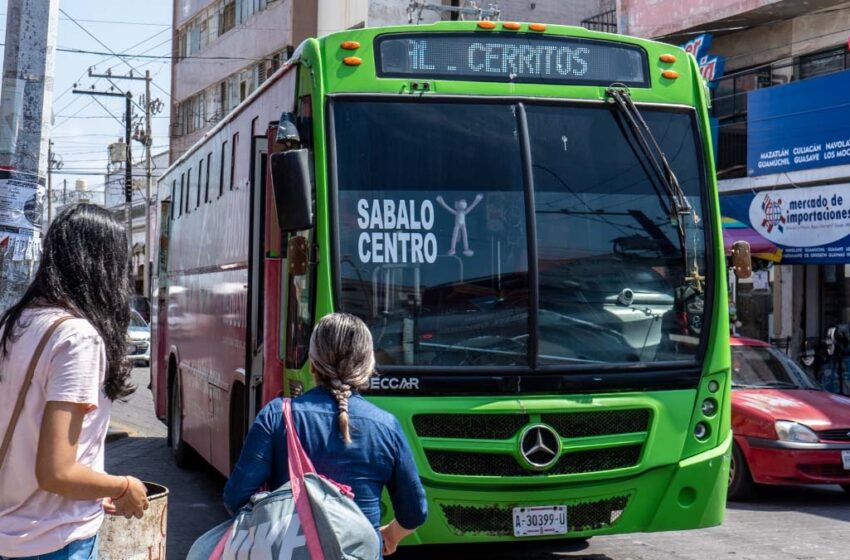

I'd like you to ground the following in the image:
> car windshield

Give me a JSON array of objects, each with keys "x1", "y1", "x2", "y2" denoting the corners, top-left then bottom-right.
[
  {"x1": 731, "y1": 345, "x2": 820, "y2": 389},
  {"x1": 334, "y1": 99, "x2": 708, "y2": 369},
  {"x1": 129, "y1": 310, "x2": 148, "y2": 328}
]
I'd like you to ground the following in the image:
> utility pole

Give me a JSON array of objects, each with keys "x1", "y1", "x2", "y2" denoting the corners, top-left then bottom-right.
[
  {"x1": 86, "y1": 69, "x2": 160, "y2": 298},
  {"x1": 46, "y1": 140, "x2": 62, "y2": 223},
  {"x1": 0, "y1": 0, "x2": 60, "y2": 313},
  {"x1": 143, "y1": 70, "x2": 153, "y2": 298},
  {"x1": 72, "y1": 86, "x2": 134, "y2": 271}
]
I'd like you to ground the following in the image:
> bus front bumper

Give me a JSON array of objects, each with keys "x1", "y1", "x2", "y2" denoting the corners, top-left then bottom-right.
[{"x1": 406, "y1": 432, "x2": 731, "y2": 544}]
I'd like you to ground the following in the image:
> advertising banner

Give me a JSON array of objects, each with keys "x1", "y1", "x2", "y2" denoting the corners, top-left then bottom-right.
[
  {"x1": 721, "y1": 184, "x2": 850, "y2": 263},
  {"x1": 748, "y1": 69, "x2": 850, "y2": 176},
  {"x1": 0, "y1": 169, "x2": 45, "y2": 233}
]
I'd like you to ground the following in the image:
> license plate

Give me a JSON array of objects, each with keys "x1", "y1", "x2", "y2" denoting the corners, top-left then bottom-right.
[
  {"x1": 512, "y1": 505, "x2": 567, "y2": 537},
  {"x1": 842, "y1": 450, "x2": 850, "y2": 470}
]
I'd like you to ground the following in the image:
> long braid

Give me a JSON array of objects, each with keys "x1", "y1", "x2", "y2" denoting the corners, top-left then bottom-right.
[{"x1": 309, "y1": 313, "x2": 375, "y2": 444}]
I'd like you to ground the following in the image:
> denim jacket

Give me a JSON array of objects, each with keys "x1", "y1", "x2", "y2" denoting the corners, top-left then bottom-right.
[{"x1": 223, "y1": 388, "x2": 428, "y2": 534}]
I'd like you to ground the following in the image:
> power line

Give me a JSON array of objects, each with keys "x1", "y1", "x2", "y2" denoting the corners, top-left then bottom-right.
[{"x1": 0, "y1": 13, "x2": 170, "y2": 26}]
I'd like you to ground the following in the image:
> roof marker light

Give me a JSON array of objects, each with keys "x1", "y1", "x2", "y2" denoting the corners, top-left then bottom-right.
[
  {"x1": 503, "y1": 22, "x2": 521, "y2": 30},
  {"x1": 529, "y1": 23, "x2": 547, "y2": 32},
  {"x1": 477, "y1": 20, "x2": 497, "y2": 29},
  {"x1": 661, "y1": 69, "x2": 679, "y2": 79},
  {"x1": 659, "y1": 54, "x2": 677, "y2": 63},
  {"x1": 343, "y1": 56, "x2": 362, "y2": 66},
  {"x1": 341, "y1": 41, "x2": 360, "y2": 50}
]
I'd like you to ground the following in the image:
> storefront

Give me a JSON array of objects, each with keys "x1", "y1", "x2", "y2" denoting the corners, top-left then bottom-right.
[{"x1": 718, "y1": 68, "x2": 850, "y2": 366}]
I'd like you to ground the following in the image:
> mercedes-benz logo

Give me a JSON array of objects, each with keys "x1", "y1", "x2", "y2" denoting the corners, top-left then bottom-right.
[{"x1": 519, "y1": 424, "x2": 561, "y2": 471}]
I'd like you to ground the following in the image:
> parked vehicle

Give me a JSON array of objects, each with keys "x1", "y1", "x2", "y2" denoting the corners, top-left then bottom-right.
[
  {"x1": 127, "y1": 309, "x2": 151, "y2": 366},
  {"x1": 729, "y1": 336, "x2": 850, "y2": 499}
]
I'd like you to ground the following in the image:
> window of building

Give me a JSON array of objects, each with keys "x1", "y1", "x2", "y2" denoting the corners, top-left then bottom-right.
[
  {"x1": 221, "y1": 1, "x2": 236, "y2": 34},
  {"x1": 799, "y1": 47, "x2": 849, "y2": 80},
  {"x1": 170, "y1": 180, "x2": 176, "y2": 220}
]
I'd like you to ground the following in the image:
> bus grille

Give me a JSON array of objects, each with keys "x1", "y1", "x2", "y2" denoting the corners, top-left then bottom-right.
[
  {"x1": 440, "y1": 495, "x2": 629, "y2": 535},
  {"x1": 816, "y1": 428, "x2": 850, "y2": 442},
  {"x1": 542, "y1": 409, "x2": 650, "y2": 437},
  {"x1": 413, "y1": 409, "x2": 649, "y2": 440},
  {"x1": 413, "y1": 413, "x2": 530, "y2": 440},
  {"x1": 425, "y1": 445, "x2": 642, "y2": 477}
]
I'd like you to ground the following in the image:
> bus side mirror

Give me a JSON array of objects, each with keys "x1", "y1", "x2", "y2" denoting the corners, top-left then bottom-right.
[
  {"x1": 270, "y1": 149, "x2": 313, "y2": 233},
  {"x1": 731, "y1": 240, "x2": 752, "y2": 279}
]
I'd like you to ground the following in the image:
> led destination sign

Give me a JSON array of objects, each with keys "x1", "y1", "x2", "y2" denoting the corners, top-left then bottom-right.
[{"x1": 376, "y1": 33, "x2": 649, "y2": 86}]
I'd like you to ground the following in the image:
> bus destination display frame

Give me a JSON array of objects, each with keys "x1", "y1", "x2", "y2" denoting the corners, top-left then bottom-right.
[{"x1": 375, "y1": 32, "x2": 651, "y2": 88}]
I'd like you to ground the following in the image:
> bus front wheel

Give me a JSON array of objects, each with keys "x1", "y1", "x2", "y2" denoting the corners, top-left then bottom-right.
[{"x1": 728, "y1": 441, "x2": 754, "y2": 501}]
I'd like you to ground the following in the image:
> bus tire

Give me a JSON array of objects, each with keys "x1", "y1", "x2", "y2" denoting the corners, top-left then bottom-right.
[
  {"x1": 169, "y1": 367, "x2": 197, "y2": 468},
  {"x1": 229, "y1": 382, "x2": 248, "y2": 472},
  {"x1": 728, "y1": 441, "x2": 754, "y2": 501}
]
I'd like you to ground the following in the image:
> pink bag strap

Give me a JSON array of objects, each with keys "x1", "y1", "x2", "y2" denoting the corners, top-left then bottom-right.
[{"x1": 284, "y1": 398, "x2": 324, "y2": 560}]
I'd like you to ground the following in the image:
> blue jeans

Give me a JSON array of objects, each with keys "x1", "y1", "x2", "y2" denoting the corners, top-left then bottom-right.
[{"x1": 0, "y1": 535, "x2": 98, "y2": 560}]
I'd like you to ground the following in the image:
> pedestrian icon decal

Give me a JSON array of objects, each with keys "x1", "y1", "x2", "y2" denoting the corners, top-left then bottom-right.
[{"x1": 437, "y1": 194, "x2": 483, "y2": 256}]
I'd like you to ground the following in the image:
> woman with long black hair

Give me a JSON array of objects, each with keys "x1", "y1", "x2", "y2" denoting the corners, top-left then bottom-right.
[{"x1": 0, "y1": 204, "x2": 149, "y2": 560}]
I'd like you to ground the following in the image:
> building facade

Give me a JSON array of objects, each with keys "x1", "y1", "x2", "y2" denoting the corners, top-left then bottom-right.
[
  {"x1": 619, "y1": 0, "x2": 850, "y2": 378},
  {"x1": 169, "y1": 0, "x2": 615, "y2": 162}
]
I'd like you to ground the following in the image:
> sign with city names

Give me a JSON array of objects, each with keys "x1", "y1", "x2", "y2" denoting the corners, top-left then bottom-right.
[{"x1": 747, "y1": 69, "x2": 850, "y2": 176}]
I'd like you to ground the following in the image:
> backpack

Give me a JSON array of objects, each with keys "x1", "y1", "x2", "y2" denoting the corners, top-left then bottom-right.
[{"x1": 189, "y1": 399, "x2": 380, "y2": 560}]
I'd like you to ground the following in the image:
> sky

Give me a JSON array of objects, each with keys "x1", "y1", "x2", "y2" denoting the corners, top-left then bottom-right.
[{"x1": 0, "y1": 0, "x2": 173, "y2": 200}]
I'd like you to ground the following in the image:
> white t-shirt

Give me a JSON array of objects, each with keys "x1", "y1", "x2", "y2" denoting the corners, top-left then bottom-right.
[{"x1": 0, "y1": 307, "x2": 111, "y2": 556}]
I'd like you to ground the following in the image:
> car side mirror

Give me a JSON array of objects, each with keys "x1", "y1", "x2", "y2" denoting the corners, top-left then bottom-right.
[
  {"x1": 731, "y1": 240, "x2": 752, "y2": 279},
  {"x1": 270, "y1": 149, "x2": 313, "y2": 233}
]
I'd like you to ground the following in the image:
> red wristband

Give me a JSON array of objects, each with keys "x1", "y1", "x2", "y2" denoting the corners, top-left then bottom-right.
[{"x1": 113, "y1": 476, "x2": 130, "y2": 500}]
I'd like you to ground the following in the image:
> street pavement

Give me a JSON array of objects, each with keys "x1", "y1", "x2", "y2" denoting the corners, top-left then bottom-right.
[{"x1": 108, "y1": 367, "x2": 850, "y2": 559}]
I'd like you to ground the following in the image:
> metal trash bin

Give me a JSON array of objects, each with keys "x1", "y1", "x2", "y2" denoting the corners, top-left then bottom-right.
[{"x1": 99, "y1": 482, "x2": 168, "y2": 559}]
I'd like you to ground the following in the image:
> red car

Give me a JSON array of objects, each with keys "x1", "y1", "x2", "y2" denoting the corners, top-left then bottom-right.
[{"x1": 729, "y1": 336, "x2": 850, "y2": 499}]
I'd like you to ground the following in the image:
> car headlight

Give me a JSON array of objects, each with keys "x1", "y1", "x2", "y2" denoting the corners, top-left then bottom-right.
[{"x1": 774, "y1": 420, "x2": 819, "y2": 443}]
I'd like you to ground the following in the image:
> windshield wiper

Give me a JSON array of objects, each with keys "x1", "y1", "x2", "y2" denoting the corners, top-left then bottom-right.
[{"x1": 605, "y1": 86, "x2": 703, "y2": 293}]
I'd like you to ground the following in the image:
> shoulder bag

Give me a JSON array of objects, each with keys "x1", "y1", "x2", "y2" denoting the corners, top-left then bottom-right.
[{"x1": 0, "y1": 316, "x2": 74, "y2": 471}]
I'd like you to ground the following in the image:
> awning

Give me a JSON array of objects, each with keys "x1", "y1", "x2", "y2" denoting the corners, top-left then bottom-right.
[{"x1": 722, "y1": 217, "x2": 782, "y2": 262}]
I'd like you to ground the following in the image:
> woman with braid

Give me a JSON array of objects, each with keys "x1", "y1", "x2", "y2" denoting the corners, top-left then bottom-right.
[{"x1": 224, "y1": 313, "x2": 427, "y2": 556}]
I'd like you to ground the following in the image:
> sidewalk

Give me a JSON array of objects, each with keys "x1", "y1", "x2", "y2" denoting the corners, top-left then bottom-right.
[{"x1": 105, "y1": 367, "x2": 229, "y2": 558}]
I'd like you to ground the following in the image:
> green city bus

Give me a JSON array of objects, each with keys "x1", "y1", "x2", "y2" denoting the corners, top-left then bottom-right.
[{"x1": 152, "y1": 20, "x2": 732, "y2": 547}]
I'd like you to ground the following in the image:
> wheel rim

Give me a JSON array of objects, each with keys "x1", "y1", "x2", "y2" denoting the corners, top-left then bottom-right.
[{"x1": 170, "y1": 378, "x2": 182, "y2": 448}]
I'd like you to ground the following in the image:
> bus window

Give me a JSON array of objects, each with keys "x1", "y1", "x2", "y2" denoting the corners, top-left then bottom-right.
[
  {"x1": 230, "y1": 132, "x2": 239, "y2": 189},
  {"x1": 205, "y1": 152, "x2": 212, "y2": 203},
  {"x1": 285, "y1": 230, "x2": 314, "y2": 368},
  {"x1": 179, "y1": 173, "x2": 185, "y2": 217},
  {"x1": 197, "y1": 161, "x2": 203, "y2": 208},
  {"x1": 333, "y1": 100, "x2": 528, "y2": 367},
  {"x1": 220, "y1": 140, "x2": 228, "y2": 197},
  {"x1": 186, "y1": 168, "x2": 192, "y2": 214}
]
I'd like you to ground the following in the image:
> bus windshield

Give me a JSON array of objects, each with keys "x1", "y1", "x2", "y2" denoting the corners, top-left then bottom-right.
[{"x1": 333, "y1": 99, "x2": 708, "y2": 369}]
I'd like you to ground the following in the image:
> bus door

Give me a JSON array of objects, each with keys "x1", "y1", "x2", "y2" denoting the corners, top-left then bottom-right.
[{"x1": 247, "y1": 135, "x2": 268, "y2": 425}]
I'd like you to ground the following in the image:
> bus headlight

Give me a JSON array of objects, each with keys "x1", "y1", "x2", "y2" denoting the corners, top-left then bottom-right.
[
  {"x1": 774, "y1": 421, "x2": 819, "y2": 443},
  {"x1": 701, "y1": 398, "x2": 718, "y2": 417},
  {"x1": 694, "y1": 422, "x2": 709, "y2": 440}
]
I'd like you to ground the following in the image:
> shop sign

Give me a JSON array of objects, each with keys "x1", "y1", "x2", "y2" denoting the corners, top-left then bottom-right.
[
  {"x1": 679, "y1": 34, "x2": 726, "y2": 86},
  {"x1": 748, "y1": 69, "x2": 850, "y2": 176},
  {"x1": 721, "y1": 184, "x2": 850, "y2": 263}
]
